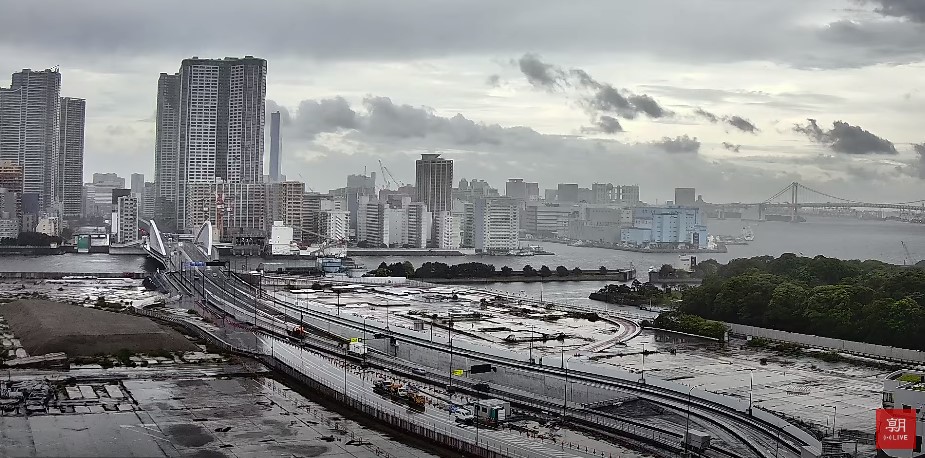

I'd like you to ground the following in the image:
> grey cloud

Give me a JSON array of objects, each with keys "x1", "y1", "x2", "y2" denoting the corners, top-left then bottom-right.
[
  {"x1": 694, "y1": 108, "x2": 720, "y2": 123},
  {"x1": 104, "y1": 124, "x2": 134, "y2": 136},
  {"x1": 627, "y1": 95, "x2": 668, "y2": 118},
  {"x1": 564, "y1": 66, "x2": 670, "y2": 120},
  {"x1": 726, "y1": 115, "x2": 759, "y2": 133},
  {"x1": 516, "y1": 54, "x2": 567, "y2": 90},
  {"x1": 292, "y1": 97, "x2": 358, "y2": 139},
  {"x1": 872, "y1": 0, "x2": 925, "y2": 22},
  {"x1": 582, "y1": 116, "x2": 624, "y2": 134},
  {"x1": 693, "y1": 108, "x2": 758, "y2": 133},
  {"x1": 4, "y1": 1, "x2": 925, "y2": 71},
  {"x1": 722, "y1": 142, "x2": 741, "y2": 153},
  {"x1": 486, "y1": 74, "x2": 501, "y2": 87},
  {"x1": 651, "y1": 135, "x2": 701, "y2": 154},
  {"x1": 913, "y1": 143, "x2": 925, "y2": 178},
  {"x1": 793, "y1": 119, "x2": 897, "y2": 155}
]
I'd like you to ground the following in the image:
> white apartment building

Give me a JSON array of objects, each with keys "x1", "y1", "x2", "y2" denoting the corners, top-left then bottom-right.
[
  {"x1": 474, "y1": 197, "x2": 519, "y2": 253},
  {"x1": 116, "y1": 196, "x2": 138, "y2": 244},
  {"x1": 407, "y1": 202, "x2": 431, "y2": 249},
  {"x1": 433, "y1": 210, "x2": 460, "y2": 249},
  {"x1": 318, "y1": 210, "x2": 349, "y2": 242},
  {"x1": 356, "y1": 195, "x2": 384, "y2": 246}
]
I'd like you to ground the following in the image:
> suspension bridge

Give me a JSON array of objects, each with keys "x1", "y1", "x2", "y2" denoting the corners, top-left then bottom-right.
[{"x1": 713, "y1": 182, "x2": 925, "y2": 222}]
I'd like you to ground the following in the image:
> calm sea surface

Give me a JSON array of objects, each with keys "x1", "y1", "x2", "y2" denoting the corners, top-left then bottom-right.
[{"x1": 2, "y1": 216, "x2": 923, "y2": 305}]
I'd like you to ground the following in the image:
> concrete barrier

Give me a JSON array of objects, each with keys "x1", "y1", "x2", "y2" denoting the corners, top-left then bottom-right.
[{"x1": 725, "y1": 322, "x2": 925, "y2": 364}]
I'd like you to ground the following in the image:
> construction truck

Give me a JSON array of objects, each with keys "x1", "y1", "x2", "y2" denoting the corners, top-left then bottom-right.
[
  {"x1": 371, "y1": 380, "x2": 426, "y2": 412},
  {"x1": 286, "y1": 326, "x2": 306, "y2": 339}
]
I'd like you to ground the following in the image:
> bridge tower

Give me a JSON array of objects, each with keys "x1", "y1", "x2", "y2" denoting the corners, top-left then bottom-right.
[{"x1": 790, "y1": 181, "x2": 799, "y2": 223}]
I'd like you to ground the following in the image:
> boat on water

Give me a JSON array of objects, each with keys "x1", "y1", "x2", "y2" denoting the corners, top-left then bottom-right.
[{"x1": 742, "y1": 226, "x2": 755, "y2": 242}]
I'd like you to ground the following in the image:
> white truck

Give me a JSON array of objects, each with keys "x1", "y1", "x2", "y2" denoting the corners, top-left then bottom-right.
[
  {"x1": 348, "y1": 341, "x2": 367, "y2": 356},
  {"x1": 683, "y1": 430, "x2": 711, "y2": 452}
]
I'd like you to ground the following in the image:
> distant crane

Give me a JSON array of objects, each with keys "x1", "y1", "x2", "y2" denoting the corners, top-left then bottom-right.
[
  {"x1": 901, "y1": 241, "x2": 916, "y2": 266},
  {"x1": 378, "y1": 159, "x2": 406, "y2": 190}
]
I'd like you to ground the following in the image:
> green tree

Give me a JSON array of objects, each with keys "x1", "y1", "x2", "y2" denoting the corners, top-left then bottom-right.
[
  {"x1": 572, "y1": 267, "x2": 582, "y2": 276},
  {"x1": 500, "y1": 266, "x2": 514, "y2": 277},
  {"x1": 555, "y1": 266, "x2": 569, "y2": 277},
  {"x1": 539, "y1": 265, "x2": 552, "y2": 277},
  {"x1": 523, "y1": 265, "x2": 537, "y2": 276}
]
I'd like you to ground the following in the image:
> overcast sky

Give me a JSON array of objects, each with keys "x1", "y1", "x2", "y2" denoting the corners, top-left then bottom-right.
[{"x1": 1, "y1": 0, "x2": 924, "y2": 203}]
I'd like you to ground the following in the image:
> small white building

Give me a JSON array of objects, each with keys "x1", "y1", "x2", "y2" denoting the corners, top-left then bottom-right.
[
  {"x1": 36, "y1": 216, "x2": 61, "y2": 237},
  {"x1": 269, "y1": 221, "x2": 295, "y2": 255},
  {"x1": 880, "y1": 370, "x2": 925, "y2": 457}
]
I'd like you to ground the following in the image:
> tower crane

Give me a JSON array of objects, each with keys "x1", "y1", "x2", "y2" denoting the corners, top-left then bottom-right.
[{"x1": 378, "y1": 159, "x2": 406, "y2": 189}]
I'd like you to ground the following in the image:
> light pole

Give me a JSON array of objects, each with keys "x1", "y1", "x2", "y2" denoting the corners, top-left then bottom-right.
[
  {"x1": 448, "y1": 320, "x2": 455, "y2": 392},
  {"x1": 685, "y1": 383, "x2": 704, "y2": 457},
  {"x1": 748, "y1": 370, "x2": 754, "y2": 415},
  {"x1": 529, "y1": 324, "x2": 535, "y2": 363},
  {"x1": 641, "y1": 343, "x2": 646, "y2": 383}
]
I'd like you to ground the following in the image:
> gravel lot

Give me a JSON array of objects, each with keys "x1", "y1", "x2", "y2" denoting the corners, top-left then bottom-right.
[{"x1": 0, "y1": 299, "x2": 196, "y2": 356}]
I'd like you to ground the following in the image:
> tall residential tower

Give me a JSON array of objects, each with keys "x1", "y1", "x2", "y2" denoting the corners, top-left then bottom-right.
[
  {"x1": 0, "y1": 69, "x2": 62, "y2": 209},
  {"x1": 155, "y1": 56, "x2": 267, "y2": 231},
  {"x1": 58, "y1": 97, "x2": 85, "y2": 218}
]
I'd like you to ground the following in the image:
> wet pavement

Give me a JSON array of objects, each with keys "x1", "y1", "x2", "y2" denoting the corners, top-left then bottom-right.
[{"x1": 1, "y1": 369, "x2": 441, "y2": 458}]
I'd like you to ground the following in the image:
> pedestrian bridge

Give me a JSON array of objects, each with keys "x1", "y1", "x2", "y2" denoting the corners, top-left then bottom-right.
[{"x1": 144, "y1": 219, "x2": 215, "y2": 269}]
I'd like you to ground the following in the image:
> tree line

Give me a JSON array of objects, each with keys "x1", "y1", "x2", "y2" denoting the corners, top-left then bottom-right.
[
  {"x1": 680, "y1": 254, "x2": 925, "y2": 350},
  {"x1": 368, "y1": 261, "x2": 610, "y2": 279},
  {"x1": 589, "y1": 280, "x2": 673, "y2": 306}
]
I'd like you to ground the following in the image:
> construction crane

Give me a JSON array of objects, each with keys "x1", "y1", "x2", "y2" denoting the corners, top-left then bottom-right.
[
  {"x1": 302, "y1": 228, "x2": 347, "y2": 258},
  {"x1": 901, "y1": 241, "x2": 916, "y2": 266},
  {"x1": 378, "y1": 160, "x2": 406, "y2": 189}
]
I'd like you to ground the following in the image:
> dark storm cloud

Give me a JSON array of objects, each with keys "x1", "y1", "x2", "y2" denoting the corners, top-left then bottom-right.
[
  {"x1": 872, "y1": 0, "x2": 925, "y2": 22},
  {"x1": 516, "y1": 54, "x2": 567, "y2": 89},
  {"x1": 793, "y1": 119, "x2": 897, "y2": 155},
  {"x1": 582, "y1": 116, "x2": 624, "y2": 134},
  {"x1": 650, "y1": 135, "x2": 701, "y2": 154},
  {"x1": 726, "y1": 115, "x2": 759, "y2": 133},
  {"x1": 722, "y1": 142, "x2": 741, "y2": 152}
]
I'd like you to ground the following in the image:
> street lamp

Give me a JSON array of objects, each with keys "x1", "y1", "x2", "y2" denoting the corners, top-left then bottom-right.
[{"x1": 685, "y1": 383, "x2": 705, "y2": 457}]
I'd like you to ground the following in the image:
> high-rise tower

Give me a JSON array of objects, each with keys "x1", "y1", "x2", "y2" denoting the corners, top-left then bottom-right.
[
  {"x1": 154, "y1": 72, "x2": 181, "y2": 230},
  {"x1": 58, "y1": 97, "x2": 85, "y2": 218},
  {"x1": 0, "y1": 68, "x2": 61, "y2": 209},
  {"x1": 414, "y1": 153, "x2": 453, "y2": 213},
  {"x1": 269, "y1": 111, "x2": 281, "y2": 183},
  {"x1": 157, "y1": 56, "x2": 267, "y2": 231}
]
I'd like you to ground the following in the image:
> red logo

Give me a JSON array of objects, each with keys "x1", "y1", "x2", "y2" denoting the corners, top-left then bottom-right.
[{"x1": 877, "y1": 409, "x2": 917, "y2": 450}]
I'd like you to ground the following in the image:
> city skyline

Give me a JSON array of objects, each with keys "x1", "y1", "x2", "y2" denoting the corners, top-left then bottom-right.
[{"x1": 2, "y1": 1, "x2": 925, "y2": 203}]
